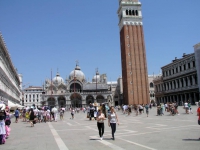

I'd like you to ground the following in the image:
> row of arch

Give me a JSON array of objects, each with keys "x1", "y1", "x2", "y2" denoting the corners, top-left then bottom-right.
[
  {"x1": 44, "y1": 93, "x2": 111, "y2": 108},
  {"x1": 155, "y1": 75, "x2": 198, "y2": 92},
  {"x1": 125, "y1": 10, "x2": 139, "y2": 16}
]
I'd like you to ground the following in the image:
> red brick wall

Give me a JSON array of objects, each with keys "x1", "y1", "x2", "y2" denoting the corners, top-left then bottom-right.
[{"x1": 120, "y1": 25, "x2": 150, "y2": 105}]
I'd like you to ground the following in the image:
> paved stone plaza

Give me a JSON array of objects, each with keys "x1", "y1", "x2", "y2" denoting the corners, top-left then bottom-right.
[{"x1": 1, "y1": 106, "x2": 200, "y2": 150}]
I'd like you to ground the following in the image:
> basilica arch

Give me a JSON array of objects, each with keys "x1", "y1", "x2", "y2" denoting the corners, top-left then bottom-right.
[
  {"x1": 70, "y1": 93, "x2": 82, "y2": 108},
  {"x1": 86, "y1": 95, "x2": 94, "y2": 105},
  {"x1": 47, "y1": 97, "x2": 56, "y2": 109},
  {"x1": 58, "y1": 96, "x2": 66, "y2": 108},
  {"x1": 96, "y1": 95, "x2": 106, "y2": 104},
  {"x1": 69, "y1": 80, "x2": 83, "y2": 93}
]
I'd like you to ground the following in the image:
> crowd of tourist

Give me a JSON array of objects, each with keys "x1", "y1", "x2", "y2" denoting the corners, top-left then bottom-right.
[{"x1": 1, "y1": 100, "x2": 200, "y2": 144}]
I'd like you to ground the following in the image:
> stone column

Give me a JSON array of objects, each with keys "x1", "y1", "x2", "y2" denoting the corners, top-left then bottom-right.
[
  {"x1": 173, "y1": 95, "x2": 175, "y2": 102},
  {"x1": 55, "y1": 97, "x2": 58, "y2": 108},
  {"x1": 192, "y1": 75, "x2": 195, "y2": 85},
  {"x1": 187, "y1": 76, "x2": 190, "y2": 86},
  {"x1": 94, "y1": 95, "x2": 97, "y2": 103},
  {"x1": 184, "y1": 93, "x2": 187, "y2": 102},
  {"x1": 180, "y1": 94, "x2": 182, "y2": 106},
  {"x1": 194, "y1": 92, "x2": 197, "y2": 102},
  {"x1": 189, "y1": 93, "x2": 192, "y2": 103},
  {"x1": 179, "y1": 78, "x2": 182, "y2": 88},
  {"x1": 183, "y1": 77, "x2": 186, "y2": 87}
]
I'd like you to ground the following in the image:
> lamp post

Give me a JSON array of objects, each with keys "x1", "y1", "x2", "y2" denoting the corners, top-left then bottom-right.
[{"x1": 95, "y1": 68, "x2": 98, "y2": 103}]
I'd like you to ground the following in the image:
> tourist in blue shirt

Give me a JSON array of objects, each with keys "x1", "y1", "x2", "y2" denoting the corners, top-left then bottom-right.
[{"x1": 14, "y1": 108, "x2": 19, "y2": 123}]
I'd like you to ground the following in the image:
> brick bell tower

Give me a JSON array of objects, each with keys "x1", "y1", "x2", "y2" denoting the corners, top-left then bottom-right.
[{"x1": 117, "y1": 0, "x2": 149, "y2": 105}]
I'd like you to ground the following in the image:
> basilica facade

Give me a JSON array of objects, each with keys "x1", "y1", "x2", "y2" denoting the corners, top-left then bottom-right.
[{"x1": 41, "y1": 64, "x2": 113, "y2": 108}]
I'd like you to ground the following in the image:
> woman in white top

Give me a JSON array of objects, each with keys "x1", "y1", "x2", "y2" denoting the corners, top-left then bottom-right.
[
  {"x1": 108, "y1": 106, "x2": 119, "y2": 140},
  {"x1": 97, "y1": 109, "x2": 105, "y2": 140},
  {"x1": 184, "y1": 101, "x2": 189, "y2": 114}
]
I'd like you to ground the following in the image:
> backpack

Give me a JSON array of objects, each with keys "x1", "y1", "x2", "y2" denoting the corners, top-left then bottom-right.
[
  {"x1": 188, "y1": 103, "x2": 191, "y2": 107},
  {"x1": 5, "y1": 115, "x2": 11, "y2": 126}
]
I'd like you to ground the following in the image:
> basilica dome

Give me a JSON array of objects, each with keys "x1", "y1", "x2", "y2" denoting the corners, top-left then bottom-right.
[
  {"x1": 69, "y1": 65, "x2": 85, "y2": 82},
  {"x1": 92, "y1": 71, "x2": 100, "y2": 83},
  {"x1": 53, "y1": 72, "x2": 64, "y2": 85}
]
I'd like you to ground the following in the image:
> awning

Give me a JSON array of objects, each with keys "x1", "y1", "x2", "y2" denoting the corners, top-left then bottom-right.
[
  {"x1": 8, "y1": 100, "x2": 24, "y2": 110},
  {"x1": 15, "y1": 103, "x2": 24, "y2": 108},
  {"x1": 8, "y1": 100, "x2": 16, "y2": 107}
]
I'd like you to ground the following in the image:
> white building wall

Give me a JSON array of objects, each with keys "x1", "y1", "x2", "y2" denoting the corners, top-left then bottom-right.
[
  {"x1": 23, "y1": 87, "x2": 43, "y2": 107},
  {"x1": 194, "y1": 43, "x2": 200, "y2": 93},
  {"x1": 0, "y1": 33, "x2": 21, "y2": 104}
]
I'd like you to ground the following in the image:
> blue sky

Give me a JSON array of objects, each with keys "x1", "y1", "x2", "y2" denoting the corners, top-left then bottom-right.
[{"x1": 0, "y1": 0, "x2": 200, "y2": 87}]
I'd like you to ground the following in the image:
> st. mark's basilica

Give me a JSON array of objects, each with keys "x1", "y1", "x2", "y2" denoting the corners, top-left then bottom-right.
[{"x1": 41, "y1": 63, "x2": 118, "y2": 108}]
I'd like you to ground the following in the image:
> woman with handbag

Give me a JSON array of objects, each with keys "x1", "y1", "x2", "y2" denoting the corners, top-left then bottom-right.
[{"x1": 29, "y1": 108, "x2": 35, "y2": 127}]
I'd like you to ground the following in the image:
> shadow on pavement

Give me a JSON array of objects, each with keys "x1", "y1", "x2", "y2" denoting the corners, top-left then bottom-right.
[
  {"x1": 182, "y1": 139, "x2": 200, "y2": 141},
  {"x1": 90, "y1": 138, "x2": 113, "y2": 141}
]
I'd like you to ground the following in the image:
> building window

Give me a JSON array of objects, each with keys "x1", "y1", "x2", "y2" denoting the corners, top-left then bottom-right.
[
  {"x1": 179, "y1": 66, "x2": 182, "y2": 71},
  {"x1": 150, "y1": 82, "x2": 154, "y2": 88},
  {"x1": 135, "y1": 10, "x2": 138, "y2": 16},
  {"x1": 129, "y1": 10, "x2": 132, "y2": 15},
  {"x1": 193, "y1": 61, "x2": 195, "y2": 67},
  {"x1": 126, "y1": 10, "x2": 128, "y2": 15},
  {"x1": 183, "y1": 64, "x2": 186, "y2": 70},
  {"x1": 176, "y1": 67, "x2": 178, "y2": 73},
  {"x1": 132, "y1": 10, "x2": 135, "y2": 16},
  {"x1": 188, "y1": 63, "x2": 190, "y2": 69},
  {"x1": 29, "y1": 100, "x2": 31, "y2": 102},
  {"x1": 26, "y1": 100, "x2": 27, "y2": 102},
  {"x1": 26, "y1": 95, "x2": 27, "y2": 98}
]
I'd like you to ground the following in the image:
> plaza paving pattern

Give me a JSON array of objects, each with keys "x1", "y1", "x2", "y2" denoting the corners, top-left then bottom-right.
[{"x1": 1, "y1": 106, "x2": 200, "y2": 150}]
